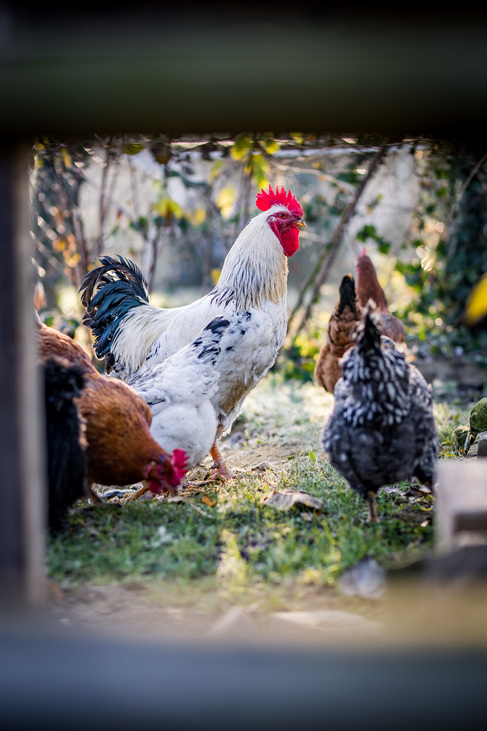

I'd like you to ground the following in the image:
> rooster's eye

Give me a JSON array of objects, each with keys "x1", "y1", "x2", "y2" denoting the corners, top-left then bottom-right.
[{"x1": 278, "y1": 213, "x2": 286, "y2": 218}]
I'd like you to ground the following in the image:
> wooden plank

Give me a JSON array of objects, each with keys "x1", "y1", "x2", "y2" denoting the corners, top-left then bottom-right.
[
  {"x1": 2, "y1": 12, "x2": 487, "y2": 137},
  {"x1": 1, "y1": 625, "x2": 487, "y2": 730},
  {"x1": 436, "y1": 461, "x2": 487, "y2": 552},
  {"x1": 0, "y1": 143, "x2": 45, "y2": 605}
]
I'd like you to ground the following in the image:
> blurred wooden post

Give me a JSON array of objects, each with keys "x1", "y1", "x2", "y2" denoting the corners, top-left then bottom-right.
[{"x1": 0, "y1": 142, "x2": 45, "y2": 606}]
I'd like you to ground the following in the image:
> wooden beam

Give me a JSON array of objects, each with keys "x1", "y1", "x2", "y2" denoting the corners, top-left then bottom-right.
[{"x1": 0, "y1": 143, "x2": 45, "y2": 606}]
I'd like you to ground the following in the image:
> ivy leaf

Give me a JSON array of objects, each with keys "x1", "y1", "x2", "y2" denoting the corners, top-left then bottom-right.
[
  {"x1": 152, "y1": 196, "x2": 183, "y2": 221},
  {"x1": 129, "y1": 215, "x2": 148, "y2": 233},
  {"x1": 260, "y1": 136, "x2": 280, "y2": 155},
  {"x1": 61, "y1": 147, "x2": 72, "y2": 169},
  {"x1": 123, "y1": 143, "x2": 145, "y2": 155},
  {"x1": 465, "y1": 274, "x2": 487, "y2": 325},
  {"x1": 377, "y1": 241, "x2": 391, "y2": 254},
  {"x1": 215, "y1": 185, "x2": 237, "y2": 219},
  {"x1": 356, "y1": 224, "x2": 378, "y2": 243},
  {"x1": 230, "y1": 134, "x2": 252, "y2": 161},
  {"x1": 209, "y1": 159, "x2": 224, "y2": 182}
]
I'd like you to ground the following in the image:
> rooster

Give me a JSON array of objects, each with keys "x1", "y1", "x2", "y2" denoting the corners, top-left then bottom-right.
[
  {"x1": 322, "y1": 308, "x2": 438, "y2": 522},
  {"x1": 127, "y1": 314, "x2": 252, "y2": 473},
  {"x1": 356, "y1": 248, "x2": 406, "y2": 346},
  {"x1": 42, "y1": 357, "x2": 88, "y2": 531},
  {"x1": 37, "y1": 320, "x2": 188, "y2": 500},
  {"x1": 80, "y1": 185, "x2": 305, "y2": 479},
  {"x1": 314, "y1": 274, "x2": 363, "y2": 393}
]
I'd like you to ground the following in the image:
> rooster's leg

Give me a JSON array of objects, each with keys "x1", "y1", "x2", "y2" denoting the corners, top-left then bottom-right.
[
  {"x1": 209, "y1": 440, "x2": 235, "y2": 481},
  {"x1": 367, "y1": 491, "x2": 379, "y2": 523}
]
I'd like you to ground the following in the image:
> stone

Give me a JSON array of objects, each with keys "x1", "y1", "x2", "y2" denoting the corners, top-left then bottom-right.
[
  {"x1": 467, "y1": 431, "x2": 487, "y2": 458},
  {"x1": 469, "y1": 397, "x2": 487, "y2": 435},
  {"x1": 339, "y1": 558, "x2": 386, "y2": 599},
  {"x1": 436, "y1": 461, "x2": 487, "y2": 551}
]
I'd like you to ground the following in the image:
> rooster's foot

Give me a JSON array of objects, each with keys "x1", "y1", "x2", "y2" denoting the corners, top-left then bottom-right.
[{"x1": 209, "y1": 442, "x2": 235, "y2": 482}]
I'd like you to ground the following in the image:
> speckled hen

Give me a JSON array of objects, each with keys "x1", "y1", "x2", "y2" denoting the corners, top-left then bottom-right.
[{"x1": 322, "y1": 308, "x2": 438, "y2": 522}]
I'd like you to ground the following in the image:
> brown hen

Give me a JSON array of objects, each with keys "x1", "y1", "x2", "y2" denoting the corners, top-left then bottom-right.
[
  {"x1": 356, "y1": 249, "x2": 406, "y2": 346},
  {"x1": 314, "y1": 274, "x2": 363, "y2": 393},
  {"x1": 36, "y1": 320, "x2": 187, "y2": 502}
]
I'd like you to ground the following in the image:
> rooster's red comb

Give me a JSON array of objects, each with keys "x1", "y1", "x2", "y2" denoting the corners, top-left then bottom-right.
[{"x1": 256, "y1": 185, "x2": 303, "y2": 217}]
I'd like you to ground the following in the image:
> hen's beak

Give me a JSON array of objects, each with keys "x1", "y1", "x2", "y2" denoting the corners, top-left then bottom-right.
[{"x1": 294, "y1": 218, "x2": 306, "y2": 228}]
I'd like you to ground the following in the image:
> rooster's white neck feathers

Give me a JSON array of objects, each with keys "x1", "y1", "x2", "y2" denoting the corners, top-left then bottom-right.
[{"x1": 210, "y1": 206, "x2": 289, "y2": 312}]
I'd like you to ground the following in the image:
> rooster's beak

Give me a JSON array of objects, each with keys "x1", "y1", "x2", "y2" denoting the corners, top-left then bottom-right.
[{"x1": 294, "y1": 218, "x2": 306, "y2": 228}]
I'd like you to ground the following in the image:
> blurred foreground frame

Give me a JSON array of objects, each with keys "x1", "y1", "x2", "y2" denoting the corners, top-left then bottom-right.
[{"x1": 1, "y1": 4, "x2": 487, "y2": 729}]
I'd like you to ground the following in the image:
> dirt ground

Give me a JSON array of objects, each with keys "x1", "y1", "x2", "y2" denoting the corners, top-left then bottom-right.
[
  {"x1": 43, "y1": 428, "x2": 487, "y2": 653},
  {"x1": 44, "y1": 429, "x2": 388, "y2": 649}
]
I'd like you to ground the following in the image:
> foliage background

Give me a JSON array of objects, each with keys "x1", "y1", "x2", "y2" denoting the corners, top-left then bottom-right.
[{"x1": 31, "y1": 133, "x2": 487, "y2": 378}]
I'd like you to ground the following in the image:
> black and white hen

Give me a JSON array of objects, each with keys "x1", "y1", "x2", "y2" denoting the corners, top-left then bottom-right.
[{"x1": 322, "y1": 308, "x2": 438, "y2": 522}]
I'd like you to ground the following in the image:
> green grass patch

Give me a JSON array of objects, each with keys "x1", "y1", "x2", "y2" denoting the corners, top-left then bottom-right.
[{"x1": 48, "y1": 378, "x2": 446, "y2": 593}]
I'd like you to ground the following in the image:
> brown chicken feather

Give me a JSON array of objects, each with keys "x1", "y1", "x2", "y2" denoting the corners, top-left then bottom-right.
[
  {"x1": 356, "y1": 250, "x2": 406, "y2": 346},
  {"x1": 314, "y1": 274, "x2": 363, "y2": 393},
  {"x1": 36, "y1": 320, "x2": 186, "y2": 500}
]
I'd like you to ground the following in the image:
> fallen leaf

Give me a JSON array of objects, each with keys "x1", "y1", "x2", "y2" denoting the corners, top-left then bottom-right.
[
  {"x1": 406, "y1": 485, "x2": 432, "y2": 498},
  {"x1": 263, "y1": 490, "x2": 323, "y2": 511},
  {"x1": 201, "y1": 495, "x2": 216, "y2": 507},
  {"x1": 383, "y1": 486, "x2": 405, "y2": 496},
  {"x1": 252, "y1": 461, "x2": 273, "y2": 472}
]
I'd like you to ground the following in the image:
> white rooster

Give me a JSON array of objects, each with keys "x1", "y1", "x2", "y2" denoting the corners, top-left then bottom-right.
[
  {"x1": 128, "y1": 315, "x2": 247, "y2": 471},
  {"x1": 80, "y1": 186, "x2": 305, "y2": 478}
]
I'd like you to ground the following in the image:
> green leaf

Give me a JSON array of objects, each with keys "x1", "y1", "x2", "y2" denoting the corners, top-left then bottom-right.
[
  {"x1": 152, "y1": 196, "x2": 183, "y2": 221},
  {"x1": 260, "y1": 137, "x2": 280, "y2": 155},
  {"x1": 230, "y1": 134, "x2": 252, "y2": 161},
  {"x1": 123, "y1": 143, "x2": 145, "y2": 155},
  {"x1": 215, "y1": 185, "x2": 237, "y2": 219}
]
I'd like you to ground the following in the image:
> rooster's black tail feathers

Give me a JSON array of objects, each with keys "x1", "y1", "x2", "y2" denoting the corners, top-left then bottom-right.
[{"x1": 79, "y1": 256, "x2": 149, "y2": 362}]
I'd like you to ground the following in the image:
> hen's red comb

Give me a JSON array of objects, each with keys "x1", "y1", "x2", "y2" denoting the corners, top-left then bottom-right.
[
  {"x1": 256, "y1": 185, "x2": 303, "y2": 217},
  {"x1": 172, "y1": 448, "x2": 188, "y2": 477}
]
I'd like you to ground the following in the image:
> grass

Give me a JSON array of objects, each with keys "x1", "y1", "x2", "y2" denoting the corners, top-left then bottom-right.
[{"x1": 47, "y1": 376, "x2": 470, "y2": 597}]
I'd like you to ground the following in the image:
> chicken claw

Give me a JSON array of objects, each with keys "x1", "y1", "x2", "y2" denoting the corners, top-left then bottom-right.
[{"x1": 209, "y1": 442, "x2": 236, "y2": 481}]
